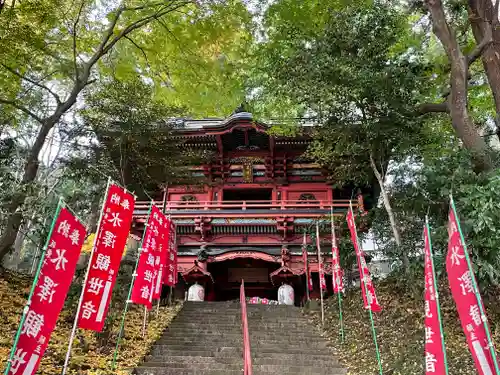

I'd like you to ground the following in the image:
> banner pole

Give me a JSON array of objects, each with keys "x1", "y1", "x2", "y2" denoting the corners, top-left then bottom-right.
[
  {"x1": 450, "y1": 196, "x2": 500, "y2": 374},
  {"x1": 366, "y1": 292, "x2": 383, "y2": 375},
  {"x1": 4, "y1": 198, "x2": 64, "y2": 375},
  {"x1": 142, "y1": 306, "x2": 148, "y2": 338},
  {"x1": 316, "y1": 223, "x2": 325, "y2": 326},
  {"x1": 156, "y1": 266, "x2": 162, "y2": 318},
  {"x1": 425, "y1": 216, "x2": 449, "y2": 375},
  {"x1": 350, "y1": 204, "x2": 383, "y2": 375},
  {"x1": 303, "y1": 231, "x2": 310, "y2": 303},
  {"x1": 112, "y1": 200, "x2": 153, "y2": 369},
  {"x1": 143, "y1": 277, "x2": 155, "y2": 337},
  {"x1": 331, "y1": 206, "x2": 345, "y2": 343},
  {"x1": 62, "y1": 177, "x2": 111, "y2": 375},
  {"x1": 337, "y1": 289, "x2": 345, "y2": 344}
]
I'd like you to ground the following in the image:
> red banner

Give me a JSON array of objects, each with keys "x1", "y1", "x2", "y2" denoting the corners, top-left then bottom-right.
[
  {"x1": 346, "y1": 207, "x2": 381, "y2": 312},
  {"x1": 153, "y1": 216, "x2": 170, "y2": 300},
  {"x1": 331, "y1": 222, "x2": 344, "y2": 293},
  {"x1": 131, "y1": 205, "x2": 166, "y2": 309},
  {"x1": 78, "y1": 184, "x2": 135, "y2": 331},
  {"x1": 315, "y1": 226, "x2": 327, "y2": 291},
  {"x1": 164, "y1": 220, "x2": 177, "y2": 287},
  {"x1": 11, "y1": 207, "x2": 85, "y2": 375},
  {"x1": 423, "y1": 224, "x2": 447, "y2": 375},
  {"x1": 301, "y1": 234, "x2": 313, "y2": 291},
  {"x1": 447, "y1": 207, "x2": 497, "y2": 375}
]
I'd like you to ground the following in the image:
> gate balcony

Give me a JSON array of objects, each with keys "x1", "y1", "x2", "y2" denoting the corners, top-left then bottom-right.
[{"x1": 133, "y1": 199, "x2": 360, "y2": 221}]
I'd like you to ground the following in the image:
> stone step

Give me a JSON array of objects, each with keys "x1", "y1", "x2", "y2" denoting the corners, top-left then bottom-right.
[
  {"x1": 134, "y1": 368, "x2": 242, "y2": 375},
  {"x1": 174, "y1": 314, "x2": 309, "y2": 324},
  {"x1": 156, "y1": 335, "x2": 328, "y2": 347},
  {"x1": 143, "y1": 355, "x2": 340, "y2": 367},
  {"x1": 154, "y1": 340, "x2": 328, "y2": 349},
  {"x1": 134, "y1": 366, "x2": 347, "y2": 375},
  {"x1": 135, "y1": 301, "x2": 346, "y2": 375},
  {"x1": 150, "y1": 345, "x2": 333, "y2": 357},
  {"x1": 138, "y1": 361, "x2": 345, "y2": 372},
  {"x1": 158, "y1": 330, "x2": 323, "y2": 337}
]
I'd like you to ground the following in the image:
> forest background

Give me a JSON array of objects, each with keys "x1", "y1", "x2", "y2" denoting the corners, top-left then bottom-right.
[{"x1": 2, "y1": 0, "x2": 500, "y2": 372}]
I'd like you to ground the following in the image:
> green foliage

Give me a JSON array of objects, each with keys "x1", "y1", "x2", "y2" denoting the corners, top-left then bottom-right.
[
  {"x1": 371, "y1": 146, "x2": 500, "y2": 287},
  {"x1": 77, "y1": 77, "x2": 201, "y2": 195},
  {"x1": 253, "y1": 0, "x2": 432, "y2": 188},
  {"x1": 306, "y1": 277, "x2": 500, "y2": 375}
]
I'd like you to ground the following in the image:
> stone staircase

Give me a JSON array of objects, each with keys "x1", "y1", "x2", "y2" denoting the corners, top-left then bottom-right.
[{"x1": 134, "y1": 301, "x2": 346, "y2": 375}]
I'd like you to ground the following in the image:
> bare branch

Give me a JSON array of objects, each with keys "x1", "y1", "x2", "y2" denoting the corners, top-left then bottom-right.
[
  {"x1": 417, "y1": 102, "x2": 449, "y2": 114},
  {"x1": 73, "y1": 1, "x2": 85, "y2": 81},
  {"x1": 0, "y1": 98, "x2": 44, "y2": 123},
  {"x1": 1, "y1": 64, "x2": 62, "y2": 104}
]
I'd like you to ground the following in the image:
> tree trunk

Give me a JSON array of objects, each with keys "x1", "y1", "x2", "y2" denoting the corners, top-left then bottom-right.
[
  {"x1": 87, "y1": 197, "x2": 101, "y2": 234},
  {"x1": 0, "y1": 119, "x2": 54, "y2": 263},
  {"x1": 426, "y1": 0, "x2": 494, "y2": 171},
  {"x1": 468, "y1": 0, "x2": 500, "y2": 141},
  {"x1": 369, "y1": 154, "x2": 408, "y2": 272}
]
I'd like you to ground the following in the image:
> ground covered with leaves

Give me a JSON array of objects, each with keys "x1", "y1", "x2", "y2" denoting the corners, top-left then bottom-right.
[
  {"x1": 0, "y1": 270, "x2": 182, "y2": 375},
  {"x1": 305, "y1": 277, "x2": 500, "y2": 375}
]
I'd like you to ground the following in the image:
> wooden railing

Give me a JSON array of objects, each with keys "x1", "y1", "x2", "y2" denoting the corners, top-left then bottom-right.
[
  {"x1": 134, "y1": 199, "x2": 357, "y2": 212},
  {"x1": 240, "y1": 280, "x2": 253, "y2": 375}
]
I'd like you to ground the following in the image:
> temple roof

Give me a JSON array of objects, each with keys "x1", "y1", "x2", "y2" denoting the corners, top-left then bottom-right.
[{"x1": 170, "y1": 112, "x2": 316, "y2": 132}]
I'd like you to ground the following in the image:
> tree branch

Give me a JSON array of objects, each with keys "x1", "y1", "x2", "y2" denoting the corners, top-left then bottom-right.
[
  {"x1": 0, "y1": 98, "x2": 44, "y2": 123},
  {"x1": 467, "y1": 31, "x2": 492, "y2": 66},
  {"x1": 124, "y1": 35, "x2": 151, "y2": 68},
  {"x1": 1, "y1": 64, "x2": 62, "y2": 104},
  {"x1": 91, "y1": 1, "x2": 193, "y2": 65},
  {"x1": 73, "y1": 0, "x2": 85, "y2": 81},
  {"x1": 417, "y1": 101, "x2": 449, "y2": 114}
]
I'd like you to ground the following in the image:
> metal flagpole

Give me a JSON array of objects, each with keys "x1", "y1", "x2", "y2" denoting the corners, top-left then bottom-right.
[
  {"x1": 350, "y1": 203, "x2": 383, "y2": 375},
  {"x1": 62, "y1": 177, "x2": 111, "y2": 375},
  {"x1": 4, "y1": 198, "x2": 64, "y2": 375},
  {"x1": 112, "y1": 200, "x2": 153, "y2": 369},
  {"x1": 315, "y1": 223, "x2": 325, "y2": 326},
  {"x1": 425, "y1": 216, "x2": 449, "y2": 375},
  {"x1": 331, "y1": 206, "x2": 345, "y2": 344},
  {"x1": 450, "y1": 195, "x2": 500, "y2": 374}
]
